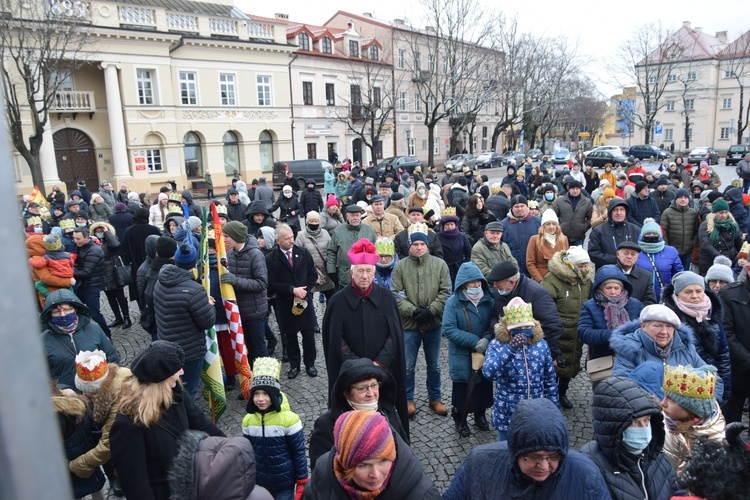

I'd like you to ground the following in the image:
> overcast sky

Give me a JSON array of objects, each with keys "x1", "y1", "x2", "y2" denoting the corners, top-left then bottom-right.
[{"x1": 238, "y1": 0, "x2": 750, "y2": 97}]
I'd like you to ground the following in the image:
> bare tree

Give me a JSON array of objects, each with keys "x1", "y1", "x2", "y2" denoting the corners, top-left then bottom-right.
[
  {"x1": 719, "y1": 29, "x2": 750, "y2": 144},
  {"x1": 1, "y1": 0, "x2": 93, "y2": 196}
]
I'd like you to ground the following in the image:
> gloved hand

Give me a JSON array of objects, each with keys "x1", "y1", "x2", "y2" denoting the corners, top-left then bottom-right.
[
  {"x1": 414, "y1": 308, "x2": 434, "y2": 325},
  {"x1": 220, "y1": 272, "x2": 238, "y2": 285},
  {"x1": 328, "y1": 272, "x2": 338, "y2": 286},
  {"x1": 412, "y1": 307, "x2": 427, "y2": 319},
  {"x1": 509, "y1": 332, "x2": 527, "y2": 350},
  {"x1": 294, "y1": 477, "x2": 309, "y2": 500},
  {"x1": 474, "y1": 338, "x2": 489, "y2": 354}
]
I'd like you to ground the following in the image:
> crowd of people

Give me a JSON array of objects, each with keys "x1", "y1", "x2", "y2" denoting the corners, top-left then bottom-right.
[{"x1": 24, "y1": 151, "x2": 750, "y2": 499}]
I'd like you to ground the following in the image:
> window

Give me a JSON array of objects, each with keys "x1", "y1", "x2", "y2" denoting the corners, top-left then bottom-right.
[
  {"x1": 722, "y1": 98, "x2": 732, "y2": 109},
  {"x1": 179, "y1": 71, "x2": 197, "y2": 105},
  {"x1": 223, "y1": 131, "x2": 239, "y2": 174},
  {"x1": 415, "y1": 93, "x2": 422, "y2": 112},
  {"x1": 494, "y1": 100, "x2": 499, "y2": 115},
  {"x1": 441, "y1": 56, "x2": 447, "y2": 74},
  {"x1": 399, "y1": 92, "x2": 407, "y2": 111},
  {"x1": 647, "y1": 102, "x2": 656, "y2": 113},
  {"x1": 257, "y1": 75, "x2": 272, "y2": 106},
  {"x1": 302, "y1": 81, "x2": 313, "y2": 105},
  {"x1": 414, "y1": 51, "x2": 421, "y2": 70},
  {"x1": 259, "y1": 130, "x2": 274, "y2": 171},
  {"x1": 219, "y1": 73, "x2": 236, "y2": 106},
  {"x1": 51, "y1": 71, "x2": 74, "y2": 91},
  {"x1": 146, "y1": 149, "x2": 163, "y2": 172},
  {"x1": 407, "y1": 137, "x2": 415, "y2": 156},
  {"x1": 665, "y1": 129, "x2": 673, "y2": 141},
  {"x1": 684, "y1": 99, "x2": 695, "y2": 111},
  {"x1": 369, "y1": 45, "x2": 378, "y2": 60},
  {"x1": 686, "y1": 128, "x2": 693, "y2": 140},
  {"x1": 398, "y1": 49, "x2": 406, "y2": 69},
  {"x1": 373, "y1": 87, "x2": 381, "y2": 108},
  {"x1": 349, "y1": 40, "x2": 359, "y2": 57},
  {"x1": 322, "y1": 37, "x2": 332, "y2": 54},
  {"x1": 428, "y1": 54, "x2": 435, "y2": 72},
  {"x1": 306, "y1": 143, "x2": 317, "y2": 159},
  {"x1": 375, "y1": 141, "x2": 383, "y2": 160},
  {"x1": 183, "y1": 131, "x2": 203, "y2": 178},
  {"x1": 648, "y1": 75, "x2": 658, "y2": 84},
  {"x1": 687, "y1": 71, "x2": 697, "y2": 82},
  {"x1": 667, "y1": 74, "x2": 676, "y2": 83},
  {"x1": 427, "y1": 96, "x2": 435, "y2": 111},
  {"x1": 720, "y1": 127, "x2": 731, "y2": 140},
  {"x1": 724, "y1": 69, "x2": 736, "y2": 78},
  {"x1": 298, "y1": 33, "x2": 310, "y2": 51},
  {"x1": 350, "y1": 84, "x2": 362, "y2": 117},
  {"x1": 325, "y1": 83, "x2": 335, "y2": 106},
  {"x1": 666, "y1": 100, "x2": 675, "y2": 111},
  {"x1": 433, "y1": 138, "x2": 439, "y2": 155},
  {"x1": 136, "y1": 70, "x2": 154, "y2": 105}
]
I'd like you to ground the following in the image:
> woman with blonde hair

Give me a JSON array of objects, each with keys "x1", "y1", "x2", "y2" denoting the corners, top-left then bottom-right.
[
  {"x1": 526, "y1": 209, "x2": 569, "y2": 282},
  {"x1": 600, "y1": 163, "x2": 617, "y2": 190},
  {"x1": 110, "y1": 341, "x2": 224, "y2": 500},
  {"x1": 590, "y1": 187, "x2": 616, "y2": 228}
]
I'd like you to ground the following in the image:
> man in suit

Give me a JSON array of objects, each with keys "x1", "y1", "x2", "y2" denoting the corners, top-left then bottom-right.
[{"x1": 266, "y1": 224, "x2": 318, "y2": 378}]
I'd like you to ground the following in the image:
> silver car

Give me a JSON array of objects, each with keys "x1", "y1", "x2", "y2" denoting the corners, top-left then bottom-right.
[{"x1": 447, "y1": 154, "x2": 477, "y2": 170}]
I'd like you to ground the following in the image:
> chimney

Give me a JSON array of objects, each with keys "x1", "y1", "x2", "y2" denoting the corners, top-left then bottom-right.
[
  {"x1": 682, "y1": 21, "x2": 691, "y2": 29},
  {"x1": 363, "y1": 12, "x2": 373, "y2": 18},
  {"x1": 716, "y1": 30, "x2": 727, "y2": 43},
  {"x1": 393, "y1": 18, "x2": 404, "y2": 27},
  {"x1": 695, "y1": 27, "x2": 702, "y2": 33},
  {"x1": 274, "y1": 13, "x2": 289, "y2": 20},
  {"x1": 347, "y1": 21, "x2": 355, "y2": 31}
]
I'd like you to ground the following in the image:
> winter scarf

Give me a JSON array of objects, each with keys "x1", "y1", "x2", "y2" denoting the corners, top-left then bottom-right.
[
  {"x1": 351, "y1": 281, "x2": 373, "y2": 299},
  {"x1": 463, "y1": 288, "x2": 484, "y2": 307},
  {"x1": 673, "y1": 294, "x2": 712, "y2": 323},
  {"x1": 639, "y1": 240, "x2": 665, "y2": 254},
  {"x1": 305, "y1": 226, "x2": 322, "y2": 238},
  {"x1": 595, "y1": 290, "x2": 631, "y2": 330},
  {"x1": 509, "y1": 211, "x2": 532, "y2": 223},
  {"x1": 439, "y1": 225, "x2": 460, "y2": 239},
  {"x1": 544, "y1": 233, "x2": 557, "y2": 247},
  {"x1": 709, "y1": 217, "x2": 740, "y2": 246}
]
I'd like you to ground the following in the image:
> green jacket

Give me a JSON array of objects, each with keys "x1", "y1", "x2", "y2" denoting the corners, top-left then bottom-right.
[
  {"x1": 326, "y1": 222, "x2": 377, "y2": 286},
  {"x1": 540, "y1": 251, "x2": 593, "y2": 379},
  {"x1": 660, "y1": 202, "x2": 699, "y2": 255},
  {"x1": 391, "y1": 253, "x2": 451, "y2": 331},
  {"x1": 470, "y1": 238, "x2": 517, "y2": 281}
]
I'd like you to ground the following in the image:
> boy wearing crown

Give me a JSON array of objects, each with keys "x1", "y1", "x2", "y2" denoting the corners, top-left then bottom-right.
[
  {"x1": 482, "y1": 297, "x2": 559, "y2": 442},
  {"x1": 661, "y1": 364, "x2": 726, "y2": 475},
  {"x1": 242, "y1": 357, "x2": 308, "y2": 500}
]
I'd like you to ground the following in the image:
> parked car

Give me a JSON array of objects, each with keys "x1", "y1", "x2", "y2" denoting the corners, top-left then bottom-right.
[
  {"x1": 628, "y1": 144, "x2": 671, "y2": 161},
  {"x1": 272, "y1": 159, "x2": 331, "y2": 189},
  {"x1": 502, "y1": 151, "x2": 526, "y2": 166},
  {"x1": 688, "y1": 147, "x2": 720, "y2": 165},
  {"x1": 446, "y1": 154, "x2": 477, "y2": 170},
  {"x1": 526, "y1": 149, "x2": 543, "y2": 161},
  {"x1": 621, "y1": 146, "x2": 631, "y2": 156},
  {"x1": 726, "y1": 144, "x2": 750, "y2": 166},
  {"x1": 376, "y1": 156, "x2": 422, "y2": 176},
  {"x1": 585, "y1": 150, "x2": 630, "y2": 168},
  {"x1": 475, "y1": 151, "x2": 503, "y2": 168},
  {"x1": 551, "y1": 148, "x2": 572, "y2": 164},
  {"x1": 584, "y1": 145, "x2": 623, "y2": 156}
]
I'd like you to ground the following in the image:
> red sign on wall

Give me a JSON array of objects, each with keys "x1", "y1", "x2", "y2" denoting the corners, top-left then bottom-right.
[
  {"x1": 135, "y1": 157, "x2": 145, "y2": 163},
  {"x1": 135, "y1": 164, "x2": 146, "y2": 171}
]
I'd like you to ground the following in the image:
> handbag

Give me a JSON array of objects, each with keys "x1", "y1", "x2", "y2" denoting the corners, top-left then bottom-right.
[
  {"x1": 586, "y1": 354, "x2": 614, "y2": 382},
  {"x1": 307, "y1": 234, "x2": 329, "y2": 286},
  {"x1": 114, "y1": 255, "x2": 134, "y2": 287}
]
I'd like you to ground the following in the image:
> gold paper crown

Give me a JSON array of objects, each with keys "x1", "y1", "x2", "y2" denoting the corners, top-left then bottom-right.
[
  {"x1": 215, "y1": 204, "x2": 228, "y2": 216},
  {"x1": 167, "y1": 204, "x2": 183, "y2": 214},
  {"x1": 26, "y1": 216, "x2": 42, "y2": 226},
  {"x1": 59, "y1": 218, "x2": 76, "y2": 230},
  {"x1": 252, "y1": 356, "x2": 281, "y2": 381},
  {"x1": 168, "y1": 192, "x2": 182, "y2": 202},
  {"x1": 408, "y1": 221, "x2": 429, "y2": 235},
  {"x1": 503, "y1": 302, "x2": 534, "y2": 326},
  {"x1": 662, "y1": 365, "x2": 716, "y2": 399},
  {"x1": 443, "y1": 207, "x2": 456, "y2": 217}
]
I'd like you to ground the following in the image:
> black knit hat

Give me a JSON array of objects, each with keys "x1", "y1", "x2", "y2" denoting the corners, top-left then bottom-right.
[
  {"x1": 131, "y1": 341, "x2": 185, "y2": 383},
  {"x1": 156, "y1": 235, "x2": 177, "y2": 258},
  {"x1": 487, "y1": 261, "x2": 519, "y2": 282}
]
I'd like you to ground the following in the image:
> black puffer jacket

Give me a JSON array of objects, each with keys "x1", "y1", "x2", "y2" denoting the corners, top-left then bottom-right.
[
  {"x1": 719, "y1": 279, "x2": 750, "y2": 393},
  {"x1": 299, "y1": 188, "x2": 323, "y2": 216},
  {"x1": 580, "y1": 377, "x2": 680, "y2": 500},
  {"x1": 74, "y1": 239, "x2": 105, "y2": 290},
  {"x1": 90, "y1": 222, "x2": 122, "y2": 292},
  {"x1": 588, "y1": 199, "x2": 641, "y2": 269},
  {"x1": 181, "y1": 190, "x2": 202, "y2": 219},
  {"x1": 153, "y1": 264, "x2": 216, "y2": 362},
  {"x1": 227, "y1": 236, "x2": 268, "y2": 320},
  {"x1": 271, "y1": 195, "x2": 301, "y2": 229},
  {"x1": 226, "y1": 200, "x2": 247, "y2": 222}
]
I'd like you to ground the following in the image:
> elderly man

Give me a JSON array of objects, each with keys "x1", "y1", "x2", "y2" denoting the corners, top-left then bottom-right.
[
  {"x1": 322, "y1": 238, "x2": 408, "y2": 430},
  {"x1": 488, "y1": 261, "x2": 563, "y2": 360},
  {"x1": 588, "y1": 199, "x2": 641, "y2": 269},
  {"x1": 615, "y1": 241, "x2": 657, "y2": 306},
  {"x1": 471, "y1": 221, "x2": 517, "y2": 281},
  {"x1": 552, "y1": 180, "x2": 592, "y2": 246},
  {"x1": 363, "y1": 195, "x2": 404, "y2": 238},
  {"x1": 385, "y1": 192, "x2": 409, "y2": 229},
  {"x1": 391, "y1": 227, "x2": 451, "y2": 417},
  {"x1": 500, "y1": 195, "x2": 541, "y2": 276},
  {"x1": 443, "y1": 398, "x2": 610, "y2": 499},
  {"x1": 326, "y1": 205, "x2": 377, "y2": 289},
  {"x1": 393, "y1": 207, "x2": 443, "y2": 259}
]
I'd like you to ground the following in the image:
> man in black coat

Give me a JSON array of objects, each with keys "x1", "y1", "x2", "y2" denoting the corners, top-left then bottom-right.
[
  {"x1": 282, "y1": 170, "x2": 299, "y2": 193},
  {"x1": 121, "y1": 208, "x2": 161, "y2": 302},
  {"x1": 72, "y1": 227, "x2": 111, "y2": 338},
  {"x1": 266, "y1": 224, "x2": 318, "y2": 379},
  {"x1": 588, "y1": 198, "x2": 641, "y2": 269},
  {"x1": 651, "y1": 177, "x2": 674, "y2": 214},
  {"x1": 181, "y1": 190, "x2": 202, "y2": 219},
  {"x1": 626, "y1": 181, "x2": 661, "y2": 226},
  {"x1": 299, "y1": 180, "x2": 324, "y2": 218},
  {"x1": 393, "y1": 207, "x2": 444, "y2": 259},
  {"x1": 225, "y1": 188, "x2": 247, "y2": 222},
  {"x1": 719, "y1": 270, "x2": 750, "y2": 423},
  {"x1": 615, "y1": 241, "x2": 657, "y2": 306},
  {"x1": 487, "y1": 261, "x2": 562, "y2": 360}
]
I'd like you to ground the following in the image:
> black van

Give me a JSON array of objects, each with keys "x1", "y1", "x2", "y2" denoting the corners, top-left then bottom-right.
[{"x1": 272, "y1": 159, "x2": 332, "y2": 190}]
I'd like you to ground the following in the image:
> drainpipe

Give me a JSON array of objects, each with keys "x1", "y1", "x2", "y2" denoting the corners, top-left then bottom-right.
[{"x1": 288, "y1": 52, "x2": 299, "y2": 160}]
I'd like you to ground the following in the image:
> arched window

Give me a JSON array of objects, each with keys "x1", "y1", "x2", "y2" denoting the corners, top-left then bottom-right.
[
  {"x1": 183, "y1": 131, "x2": 203, "y2": 178},
  {"x1": 259, "y1": 130, "x2": 274, "y2": 172},
  {"x1": 298, "y1": 33, "x2": 310, "y2": 51},
  {"x1": 369, "y1": 45, "x2": 379, "y2": 60},
  {"x1": 223, "y1": 131, "x2": 240, "y2": 175}
]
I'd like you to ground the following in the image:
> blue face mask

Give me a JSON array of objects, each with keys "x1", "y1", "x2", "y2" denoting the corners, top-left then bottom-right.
[
  {"x1": 514, "y1": 327, "x2": 534, "y2": 338},
  {"x1": 51, "y1": 312, "x2": 77, "y2": 328},
  {"x1": 622, "y1": 422, "x2": 652, "y2": 455},
  {"x1": 545, "y1": 193, "x2": 554, "y2": 201},
  {"x1": 465, "y1": 286, "x2": 482, "y2": 296}
]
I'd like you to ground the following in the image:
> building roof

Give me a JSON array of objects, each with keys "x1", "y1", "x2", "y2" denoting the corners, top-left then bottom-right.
[
  {"x1": 717, "y1": 30, "x2": 750, "y2": 59},
  {"x1": 641, "y1": 25, "x2": 728, "y2": 65}
]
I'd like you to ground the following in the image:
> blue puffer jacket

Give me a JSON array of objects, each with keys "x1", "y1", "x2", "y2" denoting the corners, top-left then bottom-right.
[
  {"x1": 442, "y1": 263, "x2": 495, "y2": 383},
  {"x1": 635, "y1": 245, "x2": 683, "y2": 301},
  {"x1": 443, "y1": 398, "x2": 611, "y2": 500},
  {"x1": 242, "y1": 392, "x2": 307, "y2": 494},
  {"x1": 500, "y1": 213, "x2": 541, "y2": 277},
  {"x1": 610, "y1": 319, "x2": 724, "y2": 401},
  {"x1": 482, "y1": 319, "x2": 559, "y2": 432},
  {"x1": 578, "y1": 265, "x2": 643, "y2": 360}
]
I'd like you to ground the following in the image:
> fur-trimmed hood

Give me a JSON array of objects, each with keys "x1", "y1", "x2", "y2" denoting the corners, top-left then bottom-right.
[
  {"x1": 547, "y1": 250, "x2": 594, "y2": 285},
  {"x1": 494, "y1": 319, "x2": 545, "y2": 345},
  {"x1": 89, "y1": 221, "x2": 116, "y2": 236},
  {"x1": 87, "y1": 365, "x2": 131, "y2": 424},
  {"x1": 51, "y1": 388, "x2": 89, "y2": 418}
]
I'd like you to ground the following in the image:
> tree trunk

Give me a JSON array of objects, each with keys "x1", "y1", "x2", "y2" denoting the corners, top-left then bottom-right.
[
  {"x1": 738, "y1": 84, "x2": 746, "y2": 144},
  {"x1": 427, "y1": 124, "x2": 435, "y2": 167},
  {"x1": 684, "y1": 115, "x2": 691, "y2": 150}
]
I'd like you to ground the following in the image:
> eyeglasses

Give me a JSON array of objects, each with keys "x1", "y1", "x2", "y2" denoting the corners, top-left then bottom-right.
[
  {"x1": 351, "y1": 382, "x2": 381, "y2": 394},
  {"x1": 52, "y1": 306, "x2": 76, "y2": 316},
  {"x1": 521, "y1": 453, "x2": 563, "y2": 465}
]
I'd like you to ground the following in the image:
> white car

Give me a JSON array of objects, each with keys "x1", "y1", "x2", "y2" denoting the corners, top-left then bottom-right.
[{"x1": 584, "y1": 145, "x2": 623, "y2": 156}]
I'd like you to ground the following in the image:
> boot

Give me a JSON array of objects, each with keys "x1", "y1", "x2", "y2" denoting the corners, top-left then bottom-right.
[
  {"x1": 474, "y1": 412, "x2": 489, "y2": 431},
  {"x1": 452, "y1": 407, "x2": 470, "y2": 437},
  {"x1": 122, "y1": 316, "x2": 132, "y2": 329},
  {"x1": 107, "y1": 315, "x2": 124, "y2": 328}
]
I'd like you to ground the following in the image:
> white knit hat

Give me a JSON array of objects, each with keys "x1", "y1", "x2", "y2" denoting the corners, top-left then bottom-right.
[
  {"x1": 541, "y1": 209, "x2": 559, "y2": 225},
  {"x1": 640, "y1": 304, "x2": 681, "y2": 329},
  {"x1": 565, "y1": 246, "x2": 590, "y2": 265}
]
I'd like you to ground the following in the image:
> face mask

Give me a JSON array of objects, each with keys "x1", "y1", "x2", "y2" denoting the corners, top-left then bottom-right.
[
  {"x1": 513, "y1": 327, "x2": 534, "y2": 338},
  {"x1": 51, "y1": 312, "x2": 77, "y2": 328},
  {"x1": 642, "y1": 235, "x2": 660, "y2": 243},
  {"x1": 283, "y1": 191, "x2": 292, "y2": 198},
  {"x1": 622, "y1": 423, "x2": 652, "y2": 455},
  {"x1": 497, "y1": 288, "x2": 510, "y2": 296},
  {"x1": 545, "y1": 193, "x2": 554, "y2": 201},
  {"x1": 418, "y1": 188, "x2": 426, "y2": 196},
  {"x1": 307, "y1": 223, "x2": 319, "y2": 231},
  {"x1": 465, "y1": 286, "x2": 482, "y2": 295},
  {"x1": 33, "y1": 227, "x2": 43, "y2": 234},
  {"x1": 76, "y1": 222, "x2": 87, "y2": 227},
  {"x1": 94, "y1": 232, "x2": 104, "y2": 239},
  {"x1": 616, "y1": 181, "x2": 625, "y2": 188}
]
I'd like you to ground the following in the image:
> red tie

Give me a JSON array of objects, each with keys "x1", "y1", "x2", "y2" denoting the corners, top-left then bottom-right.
[{"x1": 286, "y1": 251, "x2": 293, "y2": 266}]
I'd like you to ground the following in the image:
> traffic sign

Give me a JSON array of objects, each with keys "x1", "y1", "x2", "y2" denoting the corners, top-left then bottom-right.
[
  {"x1": 621, "y1": 132, "x2": 628, "y2": 139},
  {"x1": 654, "y1": 124, "x2": 663, "y2": 135}
]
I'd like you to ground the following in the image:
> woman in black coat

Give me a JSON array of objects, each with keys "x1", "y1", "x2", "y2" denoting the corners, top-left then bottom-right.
[
  {"x1": 110, "y1": 341, "x2": 224, "y2": 500},
  {"x1": 90, "y1": 221, "x2": 131, "y2": 328},
  {"x1": 271, "y1": 185, "x2": 302, "y2": 236},
  {"x1": 459, "y1": 194, "x2": 496, "y2": 246}
]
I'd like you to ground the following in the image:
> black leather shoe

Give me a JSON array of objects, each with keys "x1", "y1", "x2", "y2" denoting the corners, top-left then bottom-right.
[
  {"x1": 457, "y1": 420, "x2": 471, "y2": 437},
  {"x1": 288, "y1": 367, "x2": 300, "y2": 379},
  {"x1": 122, "y1": 317, "x2": 132, "y2": 329},
  {"x1": 306, "y1": 366, "x2": 318, "y2": 377},
  {"x1": 474, "y1": 412, "x2": 490, "y2": 431},
  {"x1": 560, "y1": 395, "x2": 574, "y2": 409},
  {"x1": 107, "y1": 318, "x2": 124, "y2": 328}
]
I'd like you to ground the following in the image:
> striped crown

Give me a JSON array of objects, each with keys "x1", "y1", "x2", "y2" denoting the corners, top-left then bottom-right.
[
  {"x1": 663, "y1": 365, "x2": 716, "y2": 399},
  {"x1": 26, "y1": 216, "x2": 42, "y2": 226},
  {"x1": 167, "y1": 204, "x2": 183, "y2": 214},
  {"x1": 503, "y1": 302, "x2": 534, "y2": 326},
  {"x1": 443, "y1": 206, "x2": 456, "y2": 216},
  {"x1": 374, "y1": 237, "x2": 394, "y2": 256},
  {"x1": 59, "y1": 218, "x2": 76, "y2": 230},
  {"x1": 168, "y1": 192, "x2": 182, "y2": 202}
]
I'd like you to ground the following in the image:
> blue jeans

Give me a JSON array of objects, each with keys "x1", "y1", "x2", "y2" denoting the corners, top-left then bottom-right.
[
  {"x1": 181, "y1": 357, "x2": 203, "y2": 400},
  {"x1": 679, "y1": 253, "x2": 692, "y2": 271},
  {"x1": 76, "y1": 287, "x2": 111, "y2": 338},
  {"x1": 404, "y1": 328, "x2": 442, "y2": 402},
  {"x1": 743, "y1": 179, "x2": 750, "y2": 194},
  {"x1": 273, "y1": 490, "x2": 294, "y2": 500}
]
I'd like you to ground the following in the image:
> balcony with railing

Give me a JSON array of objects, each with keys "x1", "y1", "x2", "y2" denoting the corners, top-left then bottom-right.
[
  {"x1": 49, "y1": 0, "x2": 91, "y2": 20},
  {"x1": 248, "y1": 22, "x2": 274, "y2": 40},
  {"x1": 51, "y1": 91, "x2": 96, "y2": 118},
  {"x1": 166, "y1": 13, "x2": 198, "y2": 33},
  {"x1": 209, "y1": 18, "x2": 238, "y2": 37},
  {"x1": 119, "y1": 5, "x2": 155, "y2": 29}
]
